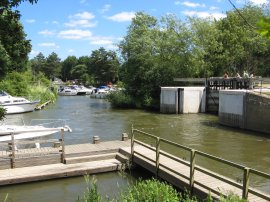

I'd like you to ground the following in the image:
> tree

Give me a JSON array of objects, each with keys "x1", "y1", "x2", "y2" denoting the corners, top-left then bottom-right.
[
  {"x1": 61, "y1": 56, "x2": 77, "y2": 81},
  {"x1": 119, "y1": 12, "x2": 193, "y2": 109},
  {"x1": 0, "y1": 41, "x2": 10, "y2": 78},
  {"x1": 30, "y1": 52, "x2": 46, "y2": 77},
  {"x1": 42, "y1": 52, "x2": 61, "y2": 79},
  {"x1": 0, "y1": 10, "x2": 31, "y2": 74},
  {"x1": 89, "y1": 47, "x2": 120, "y2": 85},
  {"x1": 209, "y1": 5, "x2": 269, "y2": 76}
]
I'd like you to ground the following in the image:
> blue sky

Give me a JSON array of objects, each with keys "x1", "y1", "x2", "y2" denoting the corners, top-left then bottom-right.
[{"x1": 17, "y1": 0, "x2": 268, "y2": 60}]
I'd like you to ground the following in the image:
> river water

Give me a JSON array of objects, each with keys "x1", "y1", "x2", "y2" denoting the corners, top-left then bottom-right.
[{"x1": 0, "y1": 96, "x2": 269, "y2": 201}]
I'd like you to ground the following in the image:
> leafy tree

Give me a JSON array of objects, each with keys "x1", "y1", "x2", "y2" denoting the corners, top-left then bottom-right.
[
  {"x1": 61, "y1": 56, "x2": 77, "y2": 81},
  {"x1": 30, "y1": 52, "x2": 46, "y2": 78},
  {"x1": 89, "y1": 47, "x2": 120, "y2": 85},
  {"x1": 0, "y1": 40, "x2": 10, "y2": 78},
  {"x1": 119, "y1": 12, "x2": 193, "y2": 109},
  {"x1": 42, "y1": 52, "x2": 61, "y2": 79},
  {"x1": 210, "y1": 5, "x2": 269, "y2": 76},
  {"x1": 70, "y1": 64, "x2": 87, "y2": 79},
  {"x1": 0, "y1": 10, "x2": 31, "y2": 75}
]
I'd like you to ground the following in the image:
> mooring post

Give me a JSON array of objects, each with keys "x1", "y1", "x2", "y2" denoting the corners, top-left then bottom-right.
[
  {"x1": 122, "y1": 133, "x2": 128, "y2": 141},
  {"x1": 93, "y1": 136, "x2": 100, "y2": 144},
  {"x1": 155, "y1": 137, "x2": 160, "y2": 178},
  {"x1": 60, "y1": 129, "x2": 65, "y2": 163},
  {"x1": 190, "y1": 149, "x2": 196, "y2": 193},
  {"x1": 242, "y1": 167, "x2": 250, "y2": 200},
  {"x1": 11, "y1": 132, "x2": 15, "y2": 169}
]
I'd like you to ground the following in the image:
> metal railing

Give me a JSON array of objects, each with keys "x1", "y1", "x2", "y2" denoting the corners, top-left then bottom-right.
[{"x1": 131, "y1": 127, "x2": 270, "y2": 201}]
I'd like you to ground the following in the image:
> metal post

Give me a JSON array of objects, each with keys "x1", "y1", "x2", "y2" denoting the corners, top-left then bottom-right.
[
  {"x1": 242, "y1": 167, "x2": 250, "y2": 200},
  {"x1": 156, "y1": 137, "x2": 160, "y2": 177},
  {"x1": 190, "y1": 149, "x2": 196, "y2": 193},
  {"x1": 60, "y1": 129, "x2": 65, "y2": 163},
  {"x1": 11, "y1": 132, "x2": 15, "y2": 168}
]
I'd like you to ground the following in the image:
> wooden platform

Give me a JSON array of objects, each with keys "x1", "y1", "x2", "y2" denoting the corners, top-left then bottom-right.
[{"x1": 0, "y1": 140, "x2": 130, "y2": 185}]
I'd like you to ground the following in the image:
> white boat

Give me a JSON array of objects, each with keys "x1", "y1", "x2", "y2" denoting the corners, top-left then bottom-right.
[
  {"x1": 58, "y1": 86, "x2": 77, "y2": 96},
  {"x1": 0, "y1": 119, "x2": 72, "y2": 146},
  {"x1": 0, "y1": 91, "x2": 40, "y2": 114},
  {"x1": 90, "y1": 88, "x2": 110, "y2": 99}
]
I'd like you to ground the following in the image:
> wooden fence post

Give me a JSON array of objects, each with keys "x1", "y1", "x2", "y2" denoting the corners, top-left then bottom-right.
[
  {"x1": 242, "y1": 167, "x2": 250, "y2": 199},
  {"x1": 131, "y1": 125, "x2": 134, "y2": 163},
  {"x1": 190, "y1": 149, "x2": 196, "y2": 193},
  {"x1": 11, "y1": 132, "x2": 15, "y2": 168},
  {"x1": 156, "y1": 137, "x2": 160, "y2": 177},
  {"x1": 60, "y1": 129, "x2": 65, "y2": 163}
]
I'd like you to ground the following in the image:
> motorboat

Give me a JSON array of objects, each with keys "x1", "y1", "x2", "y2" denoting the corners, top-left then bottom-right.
[
  {"x1": 79, "y1": 85, "x2": 93, "y2": 95},
  {"x1": 0, "y1": 119, "x2": 72, "y2": 148},
  {"x1": 71, "y1": 85, "x2": 87, "y2": 95},
  {"x1": 90, "y1": 88, "x2": 110, "y2": 99},
  {"x1": 58, "y1": 86, "x2": 77, "y2": 96},
  {"x1": 0, "y1": 91, "x2": 40, "y2": 114}
]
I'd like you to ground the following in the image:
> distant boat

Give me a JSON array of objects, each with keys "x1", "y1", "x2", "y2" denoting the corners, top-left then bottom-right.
[
  {"x1": 58, "y1": 86, "x2": 77, "y2": 96},
  {"x1": 0, "y1": 91, "x2": 40, "y2": 114}
]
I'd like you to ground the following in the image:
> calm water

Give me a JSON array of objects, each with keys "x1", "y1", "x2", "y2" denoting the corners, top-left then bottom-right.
[{"x1": 1, "y1": 96, "x2": 269, "y2": 201}]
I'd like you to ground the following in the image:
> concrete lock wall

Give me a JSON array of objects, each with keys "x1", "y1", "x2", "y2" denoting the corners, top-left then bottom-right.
[
  {"x1": 219, "y1": 90, "x2": 270, "y2": 134},
  {"x1": 219, "y1": 90, "x2": 246, "y2": 128},
  {"x1": 245, "y1": 93, "x2": 270, "y2": 134},
  {"x1": 160, "y1": 87, "x2": 206, "y2": 114}
]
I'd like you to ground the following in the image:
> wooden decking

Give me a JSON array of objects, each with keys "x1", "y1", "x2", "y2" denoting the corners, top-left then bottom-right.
[{"x1": 0, "y1": 140, "x2": 130, "y2": 185}]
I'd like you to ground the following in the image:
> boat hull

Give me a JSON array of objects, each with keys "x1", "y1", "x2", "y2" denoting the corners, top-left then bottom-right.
[{"x1": 1, "y1": 100, "x2": 40, "y2": 114}]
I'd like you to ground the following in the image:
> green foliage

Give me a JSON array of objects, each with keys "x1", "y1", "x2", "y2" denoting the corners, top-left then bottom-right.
[
  {"x1": 0, "y1": 107, "x2": 6, "y2": 121},
  {"x1": 0, "y1": 9, "x2": 31, "y2": 75},
  {"x1": 0, "y1": 71, "x2": 30, "y2": 96},
  {"x1": 42, "y1": 52, "x2": 61, "y2": 79},
  {"x1": 77, "y1": 176, "x2": 101, "y2": 202},
  {"x1": 107, "y1": 91, "x2": 136, "y2": 108},
  {"x1": 119, "y1": 178, "x2": 180, "y2": 202},
  {"x1": 257, "y1": 17, "x2": 270, "y2": 39},
  {"x1": 89, "y1": 47, "x2": 120, "y2": 85}
]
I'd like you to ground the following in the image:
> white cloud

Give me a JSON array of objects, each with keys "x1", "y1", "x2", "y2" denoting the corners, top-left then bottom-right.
[
  {"x1": 52, "y1": 21, "x2": 59, "y2": 24},
  {"x1": 58, "y1": 29, "x2": 92, "y2": 39},
  {"x1": 26, "y1": 19, "x2": 36, "y2": 23},
  {"x1": 107, "y1": 12, "x2": 135, "y2": 22},
  {"x1": 209, "y1": 6, "x2": 219, "y2": 10},
  {"x1": 65, "y1": 19, "x2": 97, "y2": 28},
  {"x1": 65, "y1": 12, "x2": 97, "y2": 28},
  {"x1": 38, "y1": 29, "x2": 55, "y2": 36},
  {"x1": 249, "y1": 0, "x2": 269, "y2": 4},
  {"x1": 179, "y1": 1, "x2": 206, "y2": 8},
  {"x1": 182, "y1": 10, "x2": 226, "y2": 19},
  {"x1": 38, "y1": 43, "x2": 58, "y2": 47},
  {"x1": 68, "y1": 49, "x2": 75, "y2": 53},
  {"x1": 72, "y1": 11, "x2": 95, "y2": 20},
  {"x1": 100, "y1": 4, "x2": 111, "y2": 14}
]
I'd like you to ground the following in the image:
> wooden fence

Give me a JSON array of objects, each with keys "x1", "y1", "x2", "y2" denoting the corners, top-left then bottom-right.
[{"x1": 131, "y1": 127, "x2": 270, "y2": 201}]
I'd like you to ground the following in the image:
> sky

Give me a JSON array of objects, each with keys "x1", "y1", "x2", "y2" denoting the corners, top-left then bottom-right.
[{"x1": 16, "y1": 0, "x2": 269, "y2": 60}]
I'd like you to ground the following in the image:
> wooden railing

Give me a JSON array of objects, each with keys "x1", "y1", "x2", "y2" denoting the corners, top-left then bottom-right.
[
  {"x1": 131, "y1": 127, "x2": 270, "y2": 201},
  {"x1": 0, "y1": 128, "x2": 66, "y2": 168}
]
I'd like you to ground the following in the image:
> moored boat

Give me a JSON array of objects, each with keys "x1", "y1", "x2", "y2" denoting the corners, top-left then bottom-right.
[{"x1": 0, "y1": 91, "x2": 40, "y2": 114}]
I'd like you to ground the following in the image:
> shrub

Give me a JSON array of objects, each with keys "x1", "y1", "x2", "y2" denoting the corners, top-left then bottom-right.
[
  {"x1": 107, "y1": 91, "x2": 136, "y2": 108},
  {"x1": 77, "y1": 176, "x2": 101, "y2": 202},
  {"x1": 119, "y1": 178, "x2": 180, "y2": 202}
]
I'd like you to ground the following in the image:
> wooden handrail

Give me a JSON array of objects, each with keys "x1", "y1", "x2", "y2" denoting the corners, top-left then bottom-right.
[{"x1": 131, "y1": 128, "x2": 270, "y2": 201}]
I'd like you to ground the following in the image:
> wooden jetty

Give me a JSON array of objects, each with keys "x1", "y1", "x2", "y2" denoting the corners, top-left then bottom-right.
[
  {"x1": 35, "y1": 100, "x2": 51, "y2": 110},
  {"x1": 0, "y1": 129, "x2": 269, "y2": 201}
]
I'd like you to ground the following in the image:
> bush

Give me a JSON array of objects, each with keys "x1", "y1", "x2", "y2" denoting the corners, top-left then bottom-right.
[
  {"x1": 119, "y1": 178, "x2": 180, "y2": 202},
  {"x1": 107, "y1": 91, "x2": 136, "y2": 108},
  {"x1": 0, "y1": 107, "x2": 6, "y2": 121}
]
